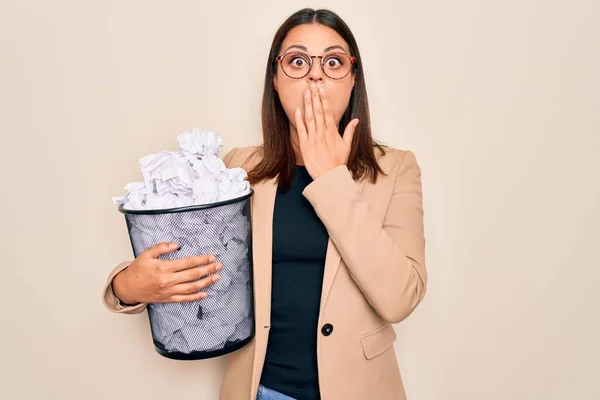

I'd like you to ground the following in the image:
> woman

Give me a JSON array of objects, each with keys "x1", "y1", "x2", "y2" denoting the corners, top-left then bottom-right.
[{"x1": 103, "y1": 8, "x2": 427, "y2": 400}]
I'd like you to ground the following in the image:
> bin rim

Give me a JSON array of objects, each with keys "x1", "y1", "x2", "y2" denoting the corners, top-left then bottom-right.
[{"x1": 117, "y1": 189, "x2": 254, "y2": 215}]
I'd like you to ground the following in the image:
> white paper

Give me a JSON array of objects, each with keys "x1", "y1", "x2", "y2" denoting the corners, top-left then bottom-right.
[{"x1": 113, "y1": 129, "x2": 250, "y2": 211}]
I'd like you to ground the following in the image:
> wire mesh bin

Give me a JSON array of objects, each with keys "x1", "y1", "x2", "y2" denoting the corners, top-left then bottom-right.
[{"x1": 118, "y1": 191, "x2": 254, "y2": 360}]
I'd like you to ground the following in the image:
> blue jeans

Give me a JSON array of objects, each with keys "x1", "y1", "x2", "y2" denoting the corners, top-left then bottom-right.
[{"x1": 256, "y1": 384, "x2": 297, "y2": 400}]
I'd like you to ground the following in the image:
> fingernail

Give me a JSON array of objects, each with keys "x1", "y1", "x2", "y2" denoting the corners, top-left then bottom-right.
[
  {"x1": 319, "y1": 87, "x2": 324, "y2": 93},
  {"x1": 213, "y1": 275, "x2": 220, "y2": 282},
  {"x1": 171, "y1": 242, "x2": 179, "y2": 249},
  {"x1": 216, "y1": 263, "x2": 223, "y2": 271},
  {"x1": 209, "y1": 255, "x2": 216, "y2": 262},
  {"x1": 305, "y1": 89, "x2": 310, "y2": 96}
]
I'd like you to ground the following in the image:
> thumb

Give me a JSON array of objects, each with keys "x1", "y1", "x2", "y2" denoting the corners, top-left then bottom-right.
[
  {"x1": 143, "y1": 242, "x2": 180, "y2": 259},
  {"x1": 343, "y1": 119, "x2": 359, "y2": 147}
]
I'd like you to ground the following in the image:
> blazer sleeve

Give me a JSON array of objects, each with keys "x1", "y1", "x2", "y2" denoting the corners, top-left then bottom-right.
[
  {"x1": 102, "y1": 261, "x2": 147, "y2": 314},
  {"x1": 302, "y1": 150, "x2": 427, "y2": 323},
  {"x1": 101, "y1": 147, "x2": 241, "y2": 314}
]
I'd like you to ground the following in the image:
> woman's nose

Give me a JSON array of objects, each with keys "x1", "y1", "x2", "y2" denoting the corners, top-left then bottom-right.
[{"x1": 307, "y1": 59, "x2": 325, "y2": 81}]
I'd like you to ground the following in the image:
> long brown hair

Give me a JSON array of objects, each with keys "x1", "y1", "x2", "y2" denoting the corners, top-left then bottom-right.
[{"x1": 247, "y1": 8, "x2": 386, "y2": 190}]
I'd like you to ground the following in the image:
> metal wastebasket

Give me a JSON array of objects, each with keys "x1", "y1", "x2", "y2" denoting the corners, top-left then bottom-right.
[{"x1": 118, "y1": 191, "x2": 254, "y2": 360}]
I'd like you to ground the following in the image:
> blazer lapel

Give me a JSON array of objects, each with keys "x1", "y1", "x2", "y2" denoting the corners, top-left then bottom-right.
[
  {"x1": 250, "y1": 177, "x2": 277, "y2": 329},
  {"x1": 318, "y1": 176, "x2": 368, "y2": 312}
]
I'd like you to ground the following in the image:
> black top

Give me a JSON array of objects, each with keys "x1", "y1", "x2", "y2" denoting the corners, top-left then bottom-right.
[{"x1": 259, "y1": 165, "x2": 328, "y2": 400}]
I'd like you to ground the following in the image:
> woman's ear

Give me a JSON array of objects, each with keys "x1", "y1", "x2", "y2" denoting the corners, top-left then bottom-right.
[{"x1": 273, "y1": 75, "x2": 278, "y2": 92}]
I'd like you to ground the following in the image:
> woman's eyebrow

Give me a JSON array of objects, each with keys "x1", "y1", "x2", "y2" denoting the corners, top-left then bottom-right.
[
  {"x1": 285, "y1": 44, "x2": 308, "y2": 52},
  {"x1": 323, "y1": 45, "x2": 347, "y2": 53},
  {"x1": 284, "y1": 44, "x2": 348, "y2": 53}
]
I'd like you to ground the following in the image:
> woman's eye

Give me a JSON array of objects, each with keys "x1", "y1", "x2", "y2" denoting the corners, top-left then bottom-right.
[
  {"x1": 289, "y1": 57, "x2": 307, "y2": 67},
  {"x1": 325, "y1": 57, "x2": 343, "y2": 68}
]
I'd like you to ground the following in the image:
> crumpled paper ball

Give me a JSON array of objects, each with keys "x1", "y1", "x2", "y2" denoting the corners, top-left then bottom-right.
[{"x1": 112, "y1": 129, "x2": 249, "y2": 210}]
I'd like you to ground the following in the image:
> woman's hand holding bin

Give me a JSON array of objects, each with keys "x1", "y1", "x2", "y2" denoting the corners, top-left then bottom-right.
[{"x1": 112, "y1": 242, "x2": 222, "y2": 305}]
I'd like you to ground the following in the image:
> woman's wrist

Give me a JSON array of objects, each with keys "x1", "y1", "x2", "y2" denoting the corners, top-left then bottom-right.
[{"x1": 112, "y1": 269, "x2": 139, "y2": 306}]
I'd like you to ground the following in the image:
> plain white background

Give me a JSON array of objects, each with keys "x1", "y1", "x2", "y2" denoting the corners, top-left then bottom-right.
[{"x1": 1, "y1": 0, "x2": 598, "y2": 399}]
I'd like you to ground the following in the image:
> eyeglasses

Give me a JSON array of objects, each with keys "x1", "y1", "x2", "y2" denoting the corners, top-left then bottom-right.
[{"x1": 275, "y1": 51, "x2": 357, "y2": 80}]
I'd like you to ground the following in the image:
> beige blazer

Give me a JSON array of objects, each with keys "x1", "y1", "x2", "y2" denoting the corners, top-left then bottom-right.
[{"x1": 102, "y1": 145, "x2": 427, "y2": 400}]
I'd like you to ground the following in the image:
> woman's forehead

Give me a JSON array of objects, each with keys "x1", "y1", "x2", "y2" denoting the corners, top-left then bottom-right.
[{"x1": 282, "y1": 24, "x2": 349, "y2": 53}]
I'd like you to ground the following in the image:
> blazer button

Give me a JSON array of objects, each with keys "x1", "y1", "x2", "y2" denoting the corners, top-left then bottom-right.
[{"x1": 321, "y1": 323, "x2": 334, "y2": 336}]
